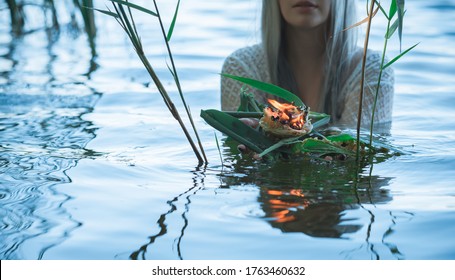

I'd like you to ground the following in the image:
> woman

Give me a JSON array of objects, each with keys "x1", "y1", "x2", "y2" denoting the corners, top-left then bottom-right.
[{"x1": 221, "y1": 0, "x2": 394, "y2": 128}]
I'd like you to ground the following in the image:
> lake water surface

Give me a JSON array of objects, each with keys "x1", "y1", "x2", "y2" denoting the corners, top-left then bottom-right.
[{"x1": 1, "y1": 0, "x2": 454, "y2": 260}]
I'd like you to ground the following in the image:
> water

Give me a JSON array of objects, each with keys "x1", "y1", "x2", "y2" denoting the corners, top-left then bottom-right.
[{"x1": 1, "y1": 0, "x2": 454, "y2": 260}]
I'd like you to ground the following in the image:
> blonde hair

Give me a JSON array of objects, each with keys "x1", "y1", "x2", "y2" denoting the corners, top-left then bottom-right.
[{"x1": 261, "y1": 0, "x2": 358, "y2": 119}]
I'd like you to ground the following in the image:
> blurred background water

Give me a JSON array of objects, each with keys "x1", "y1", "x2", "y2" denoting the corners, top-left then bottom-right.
[{"x1": 1, "y1": 0, "x2": 454, "y2": 260}]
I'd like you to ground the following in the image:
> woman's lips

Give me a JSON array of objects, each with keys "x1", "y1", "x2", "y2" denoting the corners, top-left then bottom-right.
[{"x1": 293, "y1": 1, "x2": 318, "y2": 9}]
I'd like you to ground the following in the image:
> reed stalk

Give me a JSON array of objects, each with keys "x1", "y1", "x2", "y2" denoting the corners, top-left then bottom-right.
[
  {"x1": 356, "y1": 0, "x2": 375, "y2": 162},
  {"x1": 369, "y1": 15, "x2": 391, "y2": 152},
  {"x1": 152, "y1": 0, "x2": 207, "y2": 163}
]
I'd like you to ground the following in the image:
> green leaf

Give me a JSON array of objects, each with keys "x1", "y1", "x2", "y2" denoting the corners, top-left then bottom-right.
[
  {"x1": 326, "y1": 134, "x2": 356, "y2": 142},
  {"x1": 389, "y1": 0, "x2": 397, "y2": 19},
  {"x1": 200, "y1": 109, "x2": 274, "y2": 154},
  {"x1": 109, "y1": 0, "x2": 157, "y2": 17},
  {"x1": 385, "y1": 15, "x2": 398, "y2": 39},
  {"x1": 385, "y1": 10, "x2": 406, "y2": 39},
  {"x1": 221, "y1": 73, "x2": 305, "y2": 107},
  {"x1": 374, "y1": 0, "x2": 389, "y2": 19},
  {"x1": 91, "y1": 7, "x2": 119, "y2": 18},
  {"x1": 166, "y1": 0, "x2": 180, "y2": 41},
  {"x1": 396, "y1": 0, "x2": 405, "y2": 51},
  {"x1": 382, "y1": 42, "x2": 419, "y2": 69}
]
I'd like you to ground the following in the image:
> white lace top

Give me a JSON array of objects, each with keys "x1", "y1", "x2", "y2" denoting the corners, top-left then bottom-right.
[{"x1": 221, "y1": 44, "x2": 394, "y2": 128}]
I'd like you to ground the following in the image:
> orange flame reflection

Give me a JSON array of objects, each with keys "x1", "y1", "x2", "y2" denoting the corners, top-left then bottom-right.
[{"x1": 266, "y1": 189, "x2": 309, "y2": 224}]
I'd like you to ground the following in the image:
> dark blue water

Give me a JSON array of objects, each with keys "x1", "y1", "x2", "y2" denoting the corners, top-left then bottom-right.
[{"x1": 1, "y1": 0, "x2": 454, "y2": 260}]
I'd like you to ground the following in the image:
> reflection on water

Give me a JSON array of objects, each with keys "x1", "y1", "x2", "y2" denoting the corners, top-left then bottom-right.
[
  {"x1": 217, "y1": 150, "x2": 403, "y2": 259},
  {"x1": 129, "y1": 167, "x2": 206, "y2": 260},
  {"x1": 0, "y1": 14, "x2": 100, "y2": 259}
]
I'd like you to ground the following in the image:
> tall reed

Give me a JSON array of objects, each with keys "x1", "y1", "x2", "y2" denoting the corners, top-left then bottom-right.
[
  {"x1": 356, "y1": 0, "x2": 376, "y2": 162},
  {"x1": 368, "y1": 0, "x2": 418, "y2": 149},
  {"x1": 95, "y1": 0, "x2": 206, "y2": 164},
  {"x1": 355, "y1": 0, "x2": 417, "y2": 161}
]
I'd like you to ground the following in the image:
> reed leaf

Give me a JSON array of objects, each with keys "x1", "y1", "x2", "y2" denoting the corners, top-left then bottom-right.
[
  {"x1": 166, "y1": 0, "x2": 180, "y2": 41},
  {"x1": 373, "y1": 0, "x2": 388, "y2": 19},
  {"x1": 396, "y1": 0, "x2": 405, "y2": 51},
  {"x1": 87, "y1": 7, "x2": 118, "y2": 18},
  {"x1": 221, "y1": 73, "x2": 305, "y2": 107},
  {"x1": 382, "y1": 42, "x2": 419, "y2": 69},
  {"x1": 109, "y1": 0, "x2": 157, "y2": 17},
  {"x1": 386, "y1": 9, "x2": 406, "y2": 39},
  {"x1": 343, "y1": 5, "x2": 379, "y2": 32},
  {"x1": 385, "y1": 16, "x2": 399, "y2": 39},
  {"x1": 200, "y1": 109, "x2": 275, "y2": 154},
  {"x1": 389, "y1": 0, "x2": 397, "y2": 19}
]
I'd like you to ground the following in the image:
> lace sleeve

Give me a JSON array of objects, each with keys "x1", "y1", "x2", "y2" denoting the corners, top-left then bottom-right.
[{"x1": 339, "y1": 52, "x2": 395, "y2": 129}]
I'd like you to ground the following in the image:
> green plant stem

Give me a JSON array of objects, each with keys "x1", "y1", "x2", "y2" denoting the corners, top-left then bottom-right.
[
  {"x1": 369, "y1": 19, "x2": 391, "y2": 150},
  {"x1": 152, "y1": 0, "x2": 207, "y2": 163},
  {"x1": 356, "y1": 0, "x2": 375, "y2": 162},
  {"x1": 139, "y1": 47, "x2": 205, "y2": 165}
]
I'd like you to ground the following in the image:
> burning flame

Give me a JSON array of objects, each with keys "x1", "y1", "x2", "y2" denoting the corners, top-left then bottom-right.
[{"x1": 265, "y1": 99, "x2": 306, "y2": 130}]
